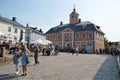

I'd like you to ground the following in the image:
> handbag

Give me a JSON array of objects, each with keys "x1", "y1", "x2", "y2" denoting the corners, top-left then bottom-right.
[{"x1": 26, "y1": 57, "x2": 30, "y2": 64}]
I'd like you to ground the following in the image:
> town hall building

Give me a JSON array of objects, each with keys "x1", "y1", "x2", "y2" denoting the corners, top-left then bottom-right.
[{"x1": 45, "y1": 8, "x2": 105, "y2": 53}]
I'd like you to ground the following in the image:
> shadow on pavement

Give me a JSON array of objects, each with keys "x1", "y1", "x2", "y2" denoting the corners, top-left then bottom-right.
[
  {"x1": 19, "y1": 64, "x2": 35, "y2": 67},
  {"x1": 93, "y1": 56, "x2": 120, "y2": 80},
  {"x1": 0, "y1": 73, "x2": 21, "y2": 80}
]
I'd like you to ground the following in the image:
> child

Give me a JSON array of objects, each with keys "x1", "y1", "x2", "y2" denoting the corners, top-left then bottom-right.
[
  {"x1": 21, "y1": 45, "x2": 30, "y2": 76},
  {"x1": 13, "y1": 46, "x2": 21, "y2": 75}
]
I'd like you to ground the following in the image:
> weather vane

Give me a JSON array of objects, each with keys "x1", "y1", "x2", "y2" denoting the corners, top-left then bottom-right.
[
  {"x1": 74, "y1": 4, "x2": 75, "y2": 9},
  {"x1": 73, "y1": 4, "x2": 76, "y2": 12}
]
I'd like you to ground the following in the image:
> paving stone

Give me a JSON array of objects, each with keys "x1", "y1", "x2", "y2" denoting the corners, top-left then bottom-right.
[{"x1": 0, "y1": 53, "x2": 119, "y2": 80}]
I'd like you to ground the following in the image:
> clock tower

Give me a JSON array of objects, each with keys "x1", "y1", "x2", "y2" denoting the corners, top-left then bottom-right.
[{"x1": 69, "y1": 6, "x2": 79, "y2": 24}]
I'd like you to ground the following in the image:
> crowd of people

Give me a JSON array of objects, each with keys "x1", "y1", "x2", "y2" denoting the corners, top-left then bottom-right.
[
  {"x1": 95, "y1": 47, "x2": 120, "y2": 56},
  {"x1": 1, "y1": 40, "x2": 120, "y2": 77}
]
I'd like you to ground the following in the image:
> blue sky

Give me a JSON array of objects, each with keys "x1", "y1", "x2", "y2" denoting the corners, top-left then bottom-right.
[{"x1": 0, "y1": 0, "x2": 120, "y2": 41}]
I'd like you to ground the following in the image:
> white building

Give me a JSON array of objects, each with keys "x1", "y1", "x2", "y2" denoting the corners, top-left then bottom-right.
[
  {"x1": 0, "y1": 16, "x2": 26, "y2": 42},
  {"x1": 25, "y1": 25, "x2": 46, "y2": 44}
]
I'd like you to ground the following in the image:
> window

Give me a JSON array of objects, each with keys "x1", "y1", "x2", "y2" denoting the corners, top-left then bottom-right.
[
  {"x1": 58, "y1": 35, "x2": 61, "y2": 40},
  {"x1": 47, "y1": 36, "x2": 50, "y2": 40},
  {"x1": 75, "y1": 16, "x2": 77, "y2": 19},
  {"x1": 71, "y1": 15, "x2": 74, "y2": 18},
  {"x1": 69, "y1": 34, "x2": 72, "y2": 40},
  {"x1": 14, "y1": 28, "x2": 17, "y2": 33},
  {"x1": 75, "y1": 33, "x2": 79, "y2": 40},
  {"x1": 64, "y1": 35, "x2": 66, "y2": 40},
  {"x1": 53, "y1": 35, "x2": 55, "y2": 40},
  {"x1": 14, "y1": 36, "x2": 17, "y2": 40},
  {"x1": 82, "y1": 33, "x2": 86, "y2": 39},
  {"x1": 8, "y1": 27, "x2": 11, "y2": 32},
  {"x1": 89, "y1": 32, "x2": 93, "y2": 39}
]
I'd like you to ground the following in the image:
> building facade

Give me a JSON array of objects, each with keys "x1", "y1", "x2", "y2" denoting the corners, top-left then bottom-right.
[
  {"x1": 46, "y1": 8, "x2": 105, "y2": 53},
  {"x1": 0, "y1": 16, "x2": 26, "y2": 42},
  {"x1": 109, "y1": 41, "x2": 120, "y2": 49},
  {"x1": 25, "y1": 25, "x2": 46, "y2": 44}
]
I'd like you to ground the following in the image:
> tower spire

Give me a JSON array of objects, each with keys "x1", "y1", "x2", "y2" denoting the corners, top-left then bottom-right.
[{"x1": 73, "y1": 4, "x2": 76, "y2": 12}]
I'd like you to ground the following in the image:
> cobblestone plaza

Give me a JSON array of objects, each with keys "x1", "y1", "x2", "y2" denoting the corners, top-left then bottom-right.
[{"x1": 0, "y1": 53, "x2": 120, "y2": 80}]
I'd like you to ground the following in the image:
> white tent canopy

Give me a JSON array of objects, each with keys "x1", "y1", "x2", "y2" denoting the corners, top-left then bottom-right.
[
  {"x1": 41, "y1": 40, "x2": 52, "y2": 44},
  {"x1": 31, "y1": 39, "x2": 43, "y2": 44},
  {"x1": 0, "y1": 31, "x2": 5, "y2": 36},
  {"x1": 31, "y1": 39, "x2": 52, "y2": 45}
]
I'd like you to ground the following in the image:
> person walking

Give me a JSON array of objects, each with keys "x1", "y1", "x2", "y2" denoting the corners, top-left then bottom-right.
[
  {"x1": 21, "y1": 45, "x2": 30, "y2": 76},
  {"x1": 34, "y1": 45, "x2": 40, "y2": 65},
  {"x1": 13, "y1": 46, "x2": 21, "y2": 75},
  {"x1": 55, "y1": 45, "x2": 59, "y2": 55},
  {"x1": 71, "y1": 47, "x2": 75, "y2": 55},
  {"x1": 51, "y1": 45, "x2": 55, "y2": 55},
  {"x1": 75, "y1": 46, "x2": 79, "y2": 56}
]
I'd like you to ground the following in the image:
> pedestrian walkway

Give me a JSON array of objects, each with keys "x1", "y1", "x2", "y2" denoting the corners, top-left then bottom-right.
[{"x1": 0, "y1": 53, "x2": 119, "y2": 80}]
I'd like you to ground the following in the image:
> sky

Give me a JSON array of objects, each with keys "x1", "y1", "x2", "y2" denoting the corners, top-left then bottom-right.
[{"x1": 0, "y1": 0, "x2": 120, "y2": 42}]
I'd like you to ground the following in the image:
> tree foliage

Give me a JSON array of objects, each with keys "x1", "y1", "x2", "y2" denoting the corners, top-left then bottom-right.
[{"x1": 104, "y1": 38, "x2": 110, "y2": 49}]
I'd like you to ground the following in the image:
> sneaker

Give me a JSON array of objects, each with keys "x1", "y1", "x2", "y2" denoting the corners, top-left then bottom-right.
[
  {"x1": 25, "y1": 73, "x2": 27, "y2": 76},
  {"x1": 22, "y1": 74, "x2": 25, "y2": 76},
  {"x1": 16, "y1": 71, "x2": 19, "y2": 75},
  {"x1": 37, "y1": 62, "x2": 40, "y2": 64}
]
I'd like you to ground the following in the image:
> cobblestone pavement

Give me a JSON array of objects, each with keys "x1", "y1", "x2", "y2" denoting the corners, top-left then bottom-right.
[{"x1": 0, "y1": 53, "x2": 119, "y2": 80}]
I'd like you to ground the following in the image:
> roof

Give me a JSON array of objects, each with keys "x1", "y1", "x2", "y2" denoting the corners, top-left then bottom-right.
[
  {"x1": 26, "y1": 27, "x2": 45, "y2": 35},
  {"x1": 45, "y1": 21, "x2": 105, "y2": 34},
  {"x1": 0, "y1": 16, "x2": 25, "y2": 28}
]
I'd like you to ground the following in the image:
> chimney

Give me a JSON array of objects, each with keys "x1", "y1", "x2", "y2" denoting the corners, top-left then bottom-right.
[
  {"x1": 60, "y1": 21, "x2": 63, "y2": 25},
  {"x1": 12, "y1": 17, "x2": 16, "y2": 21},
  {"x1": 97, "y1": 26, "x2": 100, "y2": 29},
  {"x1": 79, "y1": 19, "x2": 81, "y2": 23},
  {"x1": 35, "y1": 27, "x2": 37, "y2": 30}
]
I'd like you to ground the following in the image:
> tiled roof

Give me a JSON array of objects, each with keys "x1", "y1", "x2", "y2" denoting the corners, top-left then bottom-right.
[
  {"x1": 45, "y1": 21, "x2": 104, "y2": 34},
  {"x1": 0, "y1": 16, "x2": 25, "y2": 28}
]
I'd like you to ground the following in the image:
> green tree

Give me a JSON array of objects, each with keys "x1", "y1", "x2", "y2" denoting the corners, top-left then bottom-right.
[{"x1": 104, "y1": 38, "x2": 110, "y2": 49}]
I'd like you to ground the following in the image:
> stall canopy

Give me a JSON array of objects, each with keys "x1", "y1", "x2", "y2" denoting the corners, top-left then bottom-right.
[
  {"x1": 31, "y1": 39, "x2": 52, "y2": 45},
  {"x1": 31, "y1": 39, "x2": 43, "y2": 44},
  {"x1": 0, "y1": 31, "x2": 5, "y2": 36}
]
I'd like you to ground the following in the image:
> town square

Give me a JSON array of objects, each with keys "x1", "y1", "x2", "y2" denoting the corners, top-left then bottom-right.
[{"x1": 0, "y1": 0, "x2": 120, "y2": 80}]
